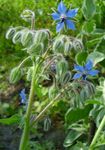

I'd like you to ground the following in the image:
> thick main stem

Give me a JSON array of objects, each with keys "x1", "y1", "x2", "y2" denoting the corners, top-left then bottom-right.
[
  {"x1": 89, "y1": 115, "x2": 105, "y2": 150},
  {"x1": 19, "y1": 65, "x2": 36, "y2": 150}
]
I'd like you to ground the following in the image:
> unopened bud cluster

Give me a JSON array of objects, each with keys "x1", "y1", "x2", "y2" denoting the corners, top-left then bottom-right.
[{"x1": 53, "y1": 35, "x2": 83, "y2": 55}]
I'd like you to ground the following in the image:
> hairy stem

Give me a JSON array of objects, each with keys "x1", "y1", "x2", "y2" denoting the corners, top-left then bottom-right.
[
  {"x1": 18, "y1": 56, "x2": 31, "y2": 68},
  {"x1": 31, "y1": 86, "x2": 68, "y2": 126},
  {"x1": 19, "y1": 64, "x2": 37, "y2": 150},
  {"x1": 19, "y1": 45, "x2": 50, "y2": 150},
  {"x1": 31, "y1": 16, "x2": 35, "y2": 30},
  {"x1": 89, "y1": 115, "x2": 105, "y2": 149},
  {"x1": 88, "y1": 117, "x2": 96, "y2": 145}
]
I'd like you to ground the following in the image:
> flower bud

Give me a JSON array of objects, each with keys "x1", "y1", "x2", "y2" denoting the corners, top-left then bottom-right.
[
  {"x1": 63, "y1": 71, "x2": 71, "y2": 85},
  {"x1": 50, "y1": 63, "x2": 56, "y2": 73},
  {"x1": 64, "y1": 41, "x2": 72, "y2": 55},
  {"x1": 53, "y1": 39, "x2": 64, "y2": 53},
  {"x1": 6, "y1": 27, "x2": 16, "y2": 39},
  {"x1": 26, "y1": 67, "x2": 33, "y2": 81},
  {"x1": 27, "y1": 29, "x2": 50, "y2": 56},
  {"x1": 21, "y1": 29, "x2": 34, "y2": 47},
  {"x1": 12, "y1": 31, "x2": 22, "y2": 44},
  {"x1": 10, "y1": 67, "x2": 22, "y2": 83},
  {"x1": 21, "y1": 9, "x2": 35, "y2": 22},
  {"x1": 73, "y1": 39, "x2": 83, "y2": 51},
  {"x1": 44, "y1": 117, "x2": 51, "y2": 132},
  {"x1": 53, "y1": 35, "x2": 73, "y2": 55},
  {"x1": 28, "y1": 43, "x2": 44, "y2": 55},
  {"x1": 34, "y1": 29, "x2": 49, "y2": 44},
  {"x1": 56, "y1": 59, "x2": 68, "y2": 78}
]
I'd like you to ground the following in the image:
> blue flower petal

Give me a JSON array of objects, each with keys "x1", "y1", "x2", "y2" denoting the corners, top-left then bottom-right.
[
  {"x1": 74, "y1": 64, "x2": 84, "y2": 72},
  {"x1": 56, "y1": 22, "x2": 64, "y2": 32},
  {"x1": 85, "y1": 60, "x2": 93, "y2": 71},
  {"x1": 88, "y1": 70, "x2": 99, "y2": 76},
  {"x1": 58, "y1": 1, "x2": 67, "y2": 14},
  {"x1": 66, "y1": 8, "x2": 78, "y2": 18},
  {"x1": 66, "y1": 19, "x2": 75, "y2": 30},
  {"x1": 52, "y1": 12, "x2": 60, "y2": 20},
  {"x1": 19, "y1": 89, "x2": 27, "y2": 103},
  {"x1": 73, "y1": 73, "x2": 82, "y2": 79}
]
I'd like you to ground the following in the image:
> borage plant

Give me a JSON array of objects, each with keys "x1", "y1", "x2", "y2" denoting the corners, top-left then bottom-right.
[{"x1": 6, "y1": 1, "x2": 105, "y2": 150}]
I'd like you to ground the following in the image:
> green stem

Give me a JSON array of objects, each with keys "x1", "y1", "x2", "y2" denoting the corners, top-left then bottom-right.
[
  {"x1": 19, "y1": 64, "x2": 37, "y2": 150},
  {"x1": 31, "y1": 86, "x2": 67, "y2": 126},
  {"x1": 19, "y1": 50, "x2": 48, "y2": 150},
  {"x1": 89, "y1": 115, "x2": 105, "y2": 150},
  {"x1": 31, "y1": 16, "x2": 35, "y2": 30},
  {"x1": 18, "y1": 56, "x2": 31, "y2": 68}
]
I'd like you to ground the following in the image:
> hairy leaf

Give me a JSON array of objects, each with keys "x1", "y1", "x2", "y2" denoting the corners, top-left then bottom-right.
[
  {"x1": 65, "y1": 105, "x2": 92, "y2": 125},
  {"x1": 82, "y1": 0, "x2": 96, "y2": 20},
  {"x1": 87, "y1": 51, "x2": 105, "y2": 66}
]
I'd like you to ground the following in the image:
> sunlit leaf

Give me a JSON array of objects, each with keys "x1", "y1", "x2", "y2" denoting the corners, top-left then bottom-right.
[{"x1": 0, "y1": 114, "x2": 21, "y2": 125}]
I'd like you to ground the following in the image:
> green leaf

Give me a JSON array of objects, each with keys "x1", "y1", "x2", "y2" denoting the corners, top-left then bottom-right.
[
  {"x1": 0, "y1": 114, "x2": 21, "y2": 125},
  {"x1": 82, "y1": 0, "x2": 96, "y2": 20},
  {"x1": 75, "y1": 52, "x2": 88, "y2": 65},
  {"x1": 86, "y1": 100, "x2": 103, "y2": 105},
  {"x1": 34, "y1": 84, "x2": 47, "y2": 99},
  {"x1": 82, "y1": 20, "x2": 96, "y2": 34},
  {"x1": 65, "y1": 105, "x2": 92, "y2": 125},
  {"x1": 100, "y1": 59, "x2": 105, "y2": 68},
  {"x1": 96, "y1": 108, "x2": 105, "y2": 126},
  {"x1": 86, "y1": 37, "x2": 102, "y2": 49},
  {"x1": 64, "y1": 130, "x2": 83, "y2": 147},
  {"x1": 87, "y1": 51, "x2": 105, "y2": 66},
  {"x1": 95, "y1": 36, "x2": 105, "y2": 54}
]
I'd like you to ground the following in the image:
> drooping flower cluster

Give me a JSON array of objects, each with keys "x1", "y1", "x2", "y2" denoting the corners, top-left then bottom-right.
[
  {"x1": 73, "y1": 60, "x2": 99, "y2": 80},
  {"x1": 52, "y1": 1, "x2": 78, "y2": 32}
]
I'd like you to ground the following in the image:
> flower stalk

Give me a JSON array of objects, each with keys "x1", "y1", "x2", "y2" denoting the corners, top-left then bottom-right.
[{"x1": 31, "y1": 85, "x2": 70, "y2": 126}]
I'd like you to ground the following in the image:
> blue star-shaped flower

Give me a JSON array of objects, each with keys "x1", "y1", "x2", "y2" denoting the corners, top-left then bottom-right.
[
  {"x1": 73, "y1": 60, "x2": 99, "y2": 80},
  {"x1": 19, "y1": 89, "x2": 27, "y2": 104},
  {"x1": 51, "y1": 1, "x2": 78, "y2": 32}
]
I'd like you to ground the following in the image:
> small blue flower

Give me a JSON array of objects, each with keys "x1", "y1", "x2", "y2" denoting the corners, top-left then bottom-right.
[
  {"x1": 51, "y1": 1, "x2": 78, "y2": 32},
  {"x1": 19, "y1": 89, "x2": 27, "y2": 104},
  {"x1": 73, "y1": 60, "x2": 99, "y2": 80}
]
